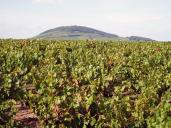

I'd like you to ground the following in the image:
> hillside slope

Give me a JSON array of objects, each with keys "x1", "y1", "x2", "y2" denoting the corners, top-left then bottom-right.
[
  {"x1": 35, "y1": 25, "x2": 154, "y2": 41},
  {"x1": 35, "y1": 26, "x2": 126, "y2": 40},
  {"x1": 128, "y1": 36, "x2": 154, "y2": 41}
]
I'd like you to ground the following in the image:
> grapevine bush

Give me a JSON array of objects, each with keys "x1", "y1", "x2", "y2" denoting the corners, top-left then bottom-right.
[{"x1": 0, "y1": 39, "x2": 171, "y2": 127}]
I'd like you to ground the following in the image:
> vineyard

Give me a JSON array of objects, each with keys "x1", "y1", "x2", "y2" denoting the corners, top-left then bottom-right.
[{"x1": 0, "y1": 39, "x2": 171, "y2": 128}]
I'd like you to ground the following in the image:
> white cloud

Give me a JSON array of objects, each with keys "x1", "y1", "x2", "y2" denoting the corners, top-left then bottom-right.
[
  {"x1": 104, "y1": 12, "x2": 163, "y2": 23},
  {"x1": 32, "y1": 0, "x2": 63, "y2": 4}
]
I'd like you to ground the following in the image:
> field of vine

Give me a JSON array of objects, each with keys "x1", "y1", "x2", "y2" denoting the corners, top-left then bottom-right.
[{"x1": 0, "y1": 39, "x2": 171, "y2": 128}]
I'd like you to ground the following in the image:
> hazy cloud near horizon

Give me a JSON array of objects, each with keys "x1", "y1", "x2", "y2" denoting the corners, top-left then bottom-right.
[
  {"x1": 0, "y1": 0, "x2": 171, "y2": 41},
  {"x1": 32, "y1": 0, "x2": 64, "y2": 4}
]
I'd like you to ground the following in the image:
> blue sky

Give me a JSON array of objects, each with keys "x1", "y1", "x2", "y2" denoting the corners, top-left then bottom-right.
[{"x1": 0, "y1": 0, "x2": 171, "y2": 41}]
